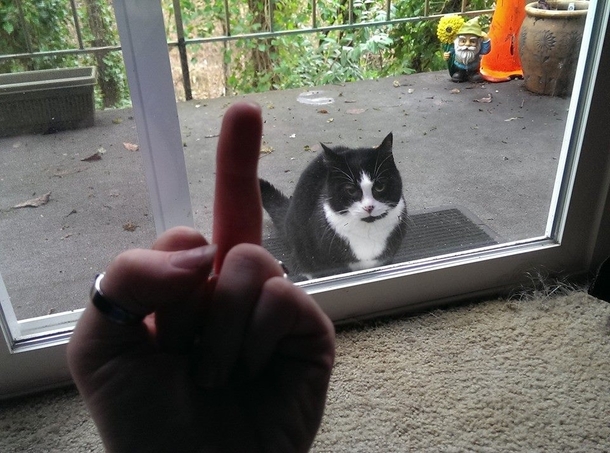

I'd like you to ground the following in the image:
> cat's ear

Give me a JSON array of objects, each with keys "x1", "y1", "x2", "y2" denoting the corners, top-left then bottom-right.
[
  {"x1": 321, "y1": 142, "x2": 338, "y2": 161},
  {"x1": 378, "y1": 132, "x2": 393, "y2": 152}
]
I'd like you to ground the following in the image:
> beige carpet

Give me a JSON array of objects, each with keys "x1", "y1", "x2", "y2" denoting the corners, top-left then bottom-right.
[{"x1": 1, "y1": 291, "x2": 609, "y2": 452}]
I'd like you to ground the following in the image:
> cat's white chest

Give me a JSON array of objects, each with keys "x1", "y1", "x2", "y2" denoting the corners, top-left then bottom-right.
[{"x1": 323, "y1": 197, "x2": 405, "y2": 267}]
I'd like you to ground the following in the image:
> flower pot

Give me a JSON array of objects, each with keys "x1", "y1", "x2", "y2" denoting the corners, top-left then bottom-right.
[{"x1": 519, "y1": 1, "x2": 588, "y2": 96}]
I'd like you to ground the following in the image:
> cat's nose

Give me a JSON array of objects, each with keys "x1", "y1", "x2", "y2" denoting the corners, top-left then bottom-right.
[{"x1": 363, "y1": 205, "x2": 375, "y2": 214}]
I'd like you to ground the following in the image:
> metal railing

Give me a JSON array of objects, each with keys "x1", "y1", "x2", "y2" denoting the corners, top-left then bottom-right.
[
  {"x1": 1, "y1": 0, "x2": 121, "y2": 61},
  {"x1": 1, "y1": 0, "x2": 493, "y2": 101}
]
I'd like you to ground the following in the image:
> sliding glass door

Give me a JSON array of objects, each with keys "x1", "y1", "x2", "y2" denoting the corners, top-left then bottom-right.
[{"x1": 1, "y1": 0, "x2": 608, "y2": 398}]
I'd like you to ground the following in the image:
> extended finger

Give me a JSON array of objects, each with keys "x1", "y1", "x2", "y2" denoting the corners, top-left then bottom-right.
[
  {"x1": 212, "y1": 102, "x2": 263, "y2": 273},
  {"x1": 195, "y1": 243, "x2": 284, "y2": 387}
]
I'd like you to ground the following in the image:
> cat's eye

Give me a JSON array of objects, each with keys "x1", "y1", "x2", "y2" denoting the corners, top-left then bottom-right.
[
  {"x1": 344, "y1": 184, "x2": 360, "y2": 197},
  {"x1": 373, "y1": 181, "x2": 386, "y2": 193}
]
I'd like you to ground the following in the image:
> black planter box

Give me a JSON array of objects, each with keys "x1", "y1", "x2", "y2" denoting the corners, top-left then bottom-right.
[{"x1": 0, "y1": 66, "x2": 97, "y2": 137}]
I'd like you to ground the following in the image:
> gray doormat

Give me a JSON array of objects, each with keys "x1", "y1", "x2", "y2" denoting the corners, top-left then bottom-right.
[
  {"x1": 262, "y1": 206, "x2": 501, "y2": 278},
  {"x1": 394, "y1": 206, "x2": 501, "y2": 262}
]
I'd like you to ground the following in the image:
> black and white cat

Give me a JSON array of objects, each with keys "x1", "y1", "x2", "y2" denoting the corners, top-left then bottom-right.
[{"x1": 260, "y1": 132, "x2": 408, "y2": 278}]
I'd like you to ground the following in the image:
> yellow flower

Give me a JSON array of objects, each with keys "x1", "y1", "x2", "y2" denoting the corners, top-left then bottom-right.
[{"x1": 437, "y1": 15, "x2": 465, "y2": 44}]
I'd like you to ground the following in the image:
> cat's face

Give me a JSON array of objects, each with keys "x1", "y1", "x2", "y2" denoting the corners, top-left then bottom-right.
[{"x1": 322, "y1": 133, "x2": 403, "y2": 221}]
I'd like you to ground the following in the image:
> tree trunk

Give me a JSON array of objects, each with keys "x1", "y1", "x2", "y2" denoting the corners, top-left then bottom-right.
[
  {"x1": 247, "y1": 0, "x2": 278, "y2": 89},
  {"x1": 83, "y1": 0, "x2": 121, "y2": 108}
]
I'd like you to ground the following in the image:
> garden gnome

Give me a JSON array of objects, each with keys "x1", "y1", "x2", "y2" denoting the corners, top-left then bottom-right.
[{"x1": 443, "y1": 17, "x2": 491, "y2": 83}]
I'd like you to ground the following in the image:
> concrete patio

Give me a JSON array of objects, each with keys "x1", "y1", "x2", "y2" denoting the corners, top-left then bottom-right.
[{"x1": 0, "y1": 70, "x2": 571, "y2": 320}]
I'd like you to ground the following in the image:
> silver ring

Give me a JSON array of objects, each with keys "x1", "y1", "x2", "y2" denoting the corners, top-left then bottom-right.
[
  {"x1": 278, "y1": 260, "x2": 290, "y2": 278},
  {"x1": 90, "y1": 273, "x2": 145, "y2": 325}
]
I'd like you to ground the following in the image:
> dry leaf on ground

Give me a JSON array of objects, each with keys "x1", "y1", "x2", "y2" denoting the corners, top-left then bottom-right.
[
  {"x1": 260, "y1": 143, "x2": 274, "y2": 156},
  {"x1": 13, "y1": 192, "x2": 51, "y2": 209},
  {"x1": 52, "y1": 167, "x2": 85, "y2": 178},
  {"x1": 474, "y1": 93, "x2": 493, "y2": 103},
  {"x1": 123, "y1": 221, "x2": 138, "y2": 232},
  {"x1": 346, "y1": 108, "x2": 366, "y2": 115},
  {"x1": 123, "y1": 142, "x2": 139, "y2": 152},
  {"x1": 81, "y1": 152, "x2": 102, "y2": 162}
]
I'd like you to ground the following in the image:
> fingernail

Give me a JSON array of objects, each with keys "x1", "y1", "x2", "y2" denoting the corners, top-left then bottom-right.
[{"x1": 170, "y1": 244, "x2": 217, "y2": 270}]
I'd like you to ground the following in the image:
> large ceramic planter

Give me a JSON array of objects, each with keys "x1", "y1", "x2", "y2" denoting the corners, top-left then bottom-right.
[
  {"x1": 0, "y1": 66, "x2": 97, "y2": 137},
  {"x1": 519, "y1": 1, "x2": 588, "y2": 96}
]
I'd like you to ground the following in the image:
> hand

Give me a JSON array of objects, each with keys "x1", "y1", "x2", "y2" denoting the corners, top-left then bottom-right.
[{"x1": 67, "y1": 103, "x2": 335, "y2": 453}]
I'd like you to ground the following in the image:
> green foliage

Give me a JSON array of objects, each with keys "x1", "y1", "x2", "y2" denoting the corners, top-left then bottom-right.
[
  {"x1": 0, "y1": 0, "x2": 76, "y2": 72},
  {"x1": 207, "y1": 0, "x2": 494, "y2": 95},
  {"x1": 388, "y1": 0, "x2": 493, "y2": 75},
  {"x1": 2, "y1": 0, "x2": 496, "y2": 105},
  {"x1": 0, "y1": 0, "x2": 128, "y2": 109},
  {"x1": 223, "y1": 0, "x2": 398, "y2": 94},
  {"x1": 165, "y1": 0, "x2": 226, "y2": 37},
  {"x1": 78, "y1": 0, "x2": 129, "y2": 108}
]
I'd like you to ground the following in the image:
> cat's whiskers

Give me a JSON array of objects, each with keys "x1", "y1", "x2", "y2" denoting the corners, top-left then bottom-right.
[
  {"x1": 330, "y1": 166, "x2": 355, "y2": 183},
  {"x1": 373, "y1": 153, "x2": 394, "y2": 178},
  {"x1": 375, "y1": 167, "x2": 391, "y2": 180},
  {"x1": 342, "y1": 156, "x2": 357, "y2": 183},
  {"x1": 401, "y1": 212, "x2": 415, "y2": 229}
]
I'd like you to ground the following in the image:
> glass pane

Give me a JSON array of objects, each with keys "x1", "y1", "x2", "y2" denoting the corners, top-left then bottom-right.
[
  {"x1": 179, "y1": 1, "x2": 594, "y2": 281},
  {"x1": 188, "y1": 72, "x2": 569, "y2": 279},
  {"x1": 0, "y1": 2, "x2": 156, "y2": 321},
  {"x1": 0, "y1": 0, "x2": 597, "y2": 322}
]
